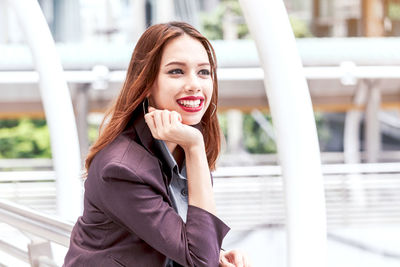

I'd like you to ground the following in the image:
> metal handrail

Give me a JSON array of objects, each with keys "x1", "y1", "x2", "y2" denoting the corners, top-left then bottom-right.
[
  {"x1": 0, "y1": 170, "x2": 55, "y2": 182},
  {"x1": 1, "y1": 162, "x2": 400, "y2": 182},
  {"x1": 36, "y1": 256, "x2": 59, "y2": 267},
  {"x1": 214, "y1": 162, "x2": 400, "y2": 177},
  {"x1": 0, "y1": 164, "x2": 399, "y2": 265},
  {"x1": 0, "y1": 158, "x2": 53, "y2": 169},
  {"x1": 0, "y1": 239, "x2": 29, "y2": 263},
  {"x1": 0, "y1": 199, "x2": 73, "y2": 247}
]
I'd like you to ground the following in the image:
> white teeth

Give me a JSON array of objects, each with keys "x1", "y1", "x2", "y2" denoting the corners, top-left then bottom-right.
[{"x1": 178, "y1": 99, "x2": 201, "y2": 108}]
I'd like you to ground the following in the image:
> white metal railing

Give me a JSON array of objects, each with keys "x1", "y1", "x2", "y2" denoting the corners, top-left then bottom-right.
[
  {"x1": 213, "y1": 162, "x2": 400, "y2": 177},
  {"x1": 0, "y1": 239, "x2": 29, "y2": 263},
  {"x1": 1, "y1": 152, "x2": 399, "y2": 171},
  {"x1": 0, "y1": 199, "x2": 73, "y2": 266},
  {"x1": 1, "y1": 162, "x2": 399, "y2": 181},
  {"x1": 213, "y1": 165, "x2": 400, "y2": 230},
  {"x1": 0, "y1": 162, "x2": 399, "y2": 265},
  {"x1": 0, "y1": 159, "x2": 53, "y2": 170},
  {"x1": 1, "y1": 162, "x2": 399, "y2": 229},
  {"x1": 0, "y1": 200, "x2": 73, "y2": 246}
]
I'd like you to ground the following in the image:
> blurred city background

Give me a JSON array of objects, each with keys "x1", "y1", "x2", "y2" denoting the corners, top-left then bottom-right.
[{"x1": 0, "y1": 0, "x2": 400, "y2": 266}]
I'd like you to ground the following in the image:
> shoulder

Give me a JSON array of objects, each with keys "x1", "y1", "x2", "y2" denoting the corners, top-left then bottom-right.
[
  {"x1": 89, "y1": 131, "x2": 160, "y2": 183},
  {"x1": 84, "y1": 130, "x2": 170, "y2": 210}
]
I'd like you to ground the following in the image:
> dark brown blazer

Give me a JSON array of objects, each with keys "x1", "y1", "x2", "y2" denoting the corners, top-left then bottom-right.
[{"x1": 63, "y1": 108, "x2": 230, "y2": 267}]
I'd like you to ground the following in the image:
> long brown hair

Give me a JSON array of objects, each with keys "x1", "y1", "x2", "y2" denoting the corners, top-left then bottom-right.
[{"x1": 85, "y1": 22, "x2": 221, "y2": 172}]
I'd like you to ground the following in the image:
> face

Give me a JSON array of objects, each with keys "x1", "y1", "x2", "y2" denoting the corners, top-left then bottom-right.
[{"x1": 149, "y1": 34, "x2": 213, "y2": 125}]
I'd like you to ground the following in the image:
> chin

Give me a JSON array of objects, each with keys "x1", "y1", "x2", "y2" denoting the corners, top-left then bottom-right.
[{"x1": 182, "y1": 116, "x2": 202, "y2": 126}]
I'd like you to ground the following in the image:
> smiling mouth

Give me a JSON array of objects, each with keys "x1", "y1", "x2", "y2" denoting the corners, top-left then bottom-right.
[
  {"x1": 177, "y1": 99, "x2": 202, "y2": 108},
  {"x1": 176, "y1": 97, "x2": 205, "y2": 112}
]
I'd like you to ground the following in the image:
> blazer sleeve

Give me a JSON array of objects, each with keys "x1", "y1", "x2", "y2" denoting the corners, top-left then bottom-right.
[{"x1": 97, "y1": 160, "x2": 230, "y2": 267}]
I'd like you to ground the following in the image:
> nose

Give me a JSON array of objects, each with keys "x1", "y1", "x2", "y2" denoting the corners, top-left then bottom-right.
[{"x1": 184, "y1": 72, "x2": 201, "y2": 93}]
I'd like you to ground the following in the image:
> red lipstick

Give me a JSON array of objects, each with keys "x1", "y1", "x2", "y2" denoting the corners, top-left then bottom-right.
[{"x1": 176, "y1": 96, "x2": 205, "y2": 112}]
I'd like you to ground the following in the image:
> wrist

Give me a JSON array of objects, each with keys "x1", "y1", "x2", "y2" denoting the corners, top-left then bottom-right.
[
  {"x1": 181, "y1": 129, "x2": 204, "y2": 152},
  {"x1": 183, "y1": 137, "x2": 205, "y2": 155}
]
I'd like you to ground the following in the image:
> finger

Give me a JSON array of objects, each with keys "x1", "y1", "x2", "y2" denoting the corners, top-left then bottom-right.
[
  {"x1": 174, "y1": 111, "x2": 182, "y2": 122},
  {"x1": 144, "y1": 113, "x2": 157, "y2": 137},
  {"x1": 232, "y1": 252, "x2": 244, "y2": 267},
  {"x1": 171, "y1": 111, "x2": 182, "y2": 125},
  {"x1": 161, "y1": 110, "x2": 171, "y2": 126},
  {"x1": 153, "y1": 110, "x2": 164, "y2": 129},
  {"x1": 148, "y1": 106, "x2": 156, "y2": 113},
  {"x1": 221, "y1": 261, "x2": 235, "y2": 267},
  {"x1": 243, "y1": 254, "x2": 251, "y2": 267},
  {"x1": 220, "y1": 255, "x2": 235, "y2": 267}
]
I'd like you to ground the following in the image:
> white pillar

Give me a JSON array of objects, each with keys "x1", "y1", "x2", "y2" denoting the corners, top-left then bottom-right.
[
  {"x1": 344, "y1": 83, "x2": 367, "y2": 206},
  {"x1": 239, "y1": 1, "x2": 327, "y2": 267},
  {"x1": 344, "y1": 83, "x2": 367, "y2": 164},
  {"x1": 7, "y1": 0, "x2": 82, "y2": 221},
  {"x1": 222, "y1": 8, "x2": 238, "y2": 40},
  {"x1": 365, "y1": 82, "x2": 381, "y2": 162},
  {"x1": 75, "y1": 84, "x2": 90, "y2": 164},
  {"x1": 129, "y1": 0, "x2": 146, "y2": 42},
  {"x1": 226, "y1": 110, "x2": 244, "y2": 154},
  {"x1": 0, "y1": 1, "x2": 9, "y2": 43},
  {"x1": 155, "y1": 0, "x2": 174, "y2": 24}
]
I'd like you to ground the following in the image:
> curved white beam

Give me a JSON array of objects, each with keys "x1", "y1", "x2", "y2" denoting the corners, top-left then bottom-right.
[
  {"x1": 7, "y1": 0, "x2": 82, "y2": 221},
  {"x1": 239, "y1": 1, "x2": 327, "y2": 266}
]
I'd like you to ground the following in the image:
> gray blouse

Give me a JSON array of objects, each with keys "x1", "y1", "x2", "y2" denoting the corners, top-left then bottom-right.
[
  {"x1": 159, "y1": 141, "x2": 188, "y2": 222},
  {"x1": 159, "y1": 141, "x2": 189, "y2": 267}
]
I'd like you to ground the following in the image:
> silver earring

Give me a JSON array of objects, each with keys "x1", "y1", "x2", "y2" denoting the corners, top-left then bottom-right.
[{"x1": 210, "y1": 103, "x2": 216, "y2": 117}]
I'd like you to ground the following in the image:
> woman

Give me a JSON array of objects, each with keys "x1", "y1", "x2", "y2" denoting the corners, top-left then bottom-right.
[{"x1": 64, "y1": 22, "x2": 250, "y2": 267}]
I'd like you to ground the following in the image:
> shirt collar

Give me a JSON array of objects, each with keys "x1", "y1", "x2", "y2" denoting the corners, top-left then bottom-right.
[{"x1": 158, "y1": 140, "x2": 179, "y2": 179}]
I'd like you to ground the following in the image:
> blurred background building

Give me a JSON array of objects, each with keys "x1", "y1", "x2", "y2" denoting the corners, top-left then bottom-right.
[{"x1": 1, "y1": 0, "x2": 400, "y2": 161}]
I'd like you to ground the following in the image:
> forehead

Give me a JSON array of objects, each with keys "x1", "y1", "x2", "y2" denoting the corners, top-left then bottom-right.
[{"x1": 160, "y1": 34, "x2": 209, "y2": 64}]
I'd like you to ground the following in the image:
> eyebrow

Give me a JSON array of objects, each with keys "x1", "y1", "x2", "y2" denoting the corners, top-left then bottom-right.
[{"x1": 164, "y1": 61, "x2": 210, "y2": 67}]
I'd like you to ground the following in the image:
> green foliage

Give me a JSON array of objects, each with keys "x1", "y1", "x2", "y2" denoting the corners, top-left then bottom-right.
[
  {"x1": 314, "y1": 112, "x2": 331, "y2": 149},
  {"x1": 0, "y1": 119, "x2": 19, "y2": 128},
  {"x1": 200, "y1": 0, "x2": 312, "y2": 39},
  {"x1": 219, "y1": 111, "x2": 330, "y2": 154},
  {"x1": 0, "y1": 119, "x2": 51, "y2": 158},
  {"x1": 243, "y1": 113, "x2": 276, "y2": 153},
  {"x1": 217, "y1": 113, "x2": 228, "y2": 138},
  {"x1": 88, "y1": 123, "x2": 100, "y2": 145},
  {"x1": 0, "y1": 113, "x2": 331, "y2": 159},
  {"x1": 388, "y1": 3, "x2": 400, "y2": 20},
  {"x1": 201, "y1": 0, "x2": 249, "y2": 40},
  {"x1": 201, "y1": 10, "x2": 223, "y2": 40},
  {"x1": 289, "y1": 16, "x2": 313, "y2": 38}
]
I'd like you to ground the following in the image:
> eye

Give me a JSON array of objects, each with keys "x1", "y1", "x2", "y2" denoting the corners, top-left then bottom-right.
[
  {"x1": 199, "y1": 69, "x2": 210, "y2": 76},
  {"x1": 168, "y1": 69, "x2": 184, "y2": 75}
]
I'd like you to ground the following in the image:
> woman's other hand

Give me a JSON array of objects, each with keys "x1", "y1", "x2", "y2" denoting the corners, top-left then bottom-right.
[
  {"x1": 144, "y1": 106, "x2": 203, "y2": 150},
  {"x1": 219, "y1": 249, "x2": 252, "y2": 267}
]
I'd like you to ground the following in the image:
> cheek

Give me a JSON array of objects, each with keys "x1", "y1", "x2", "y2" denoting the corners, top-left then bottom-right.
[
  {"x1": 148, "y1": 88, "x2": 166, "y2": 109},
  {"x1": 204, "y1": 81, "x2": 214, "y2": 104}
]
